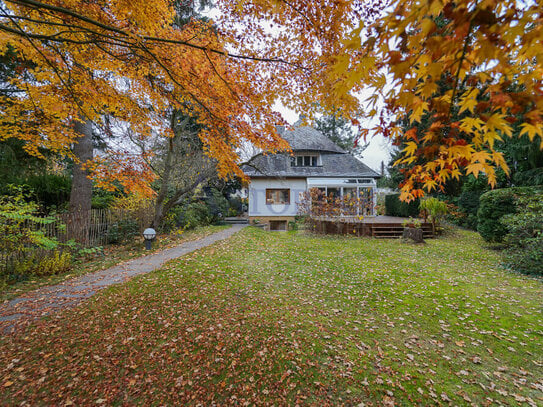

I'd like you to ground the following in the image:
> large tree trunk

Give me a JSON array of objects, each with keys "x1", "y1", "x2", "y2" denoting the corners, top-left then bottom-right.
[
  {"x1": 152, "y1": 136, "x2": 174, "y2": 229},
  {"x1": 68, "y1": 119, "x2": 93, "y2": 244}
]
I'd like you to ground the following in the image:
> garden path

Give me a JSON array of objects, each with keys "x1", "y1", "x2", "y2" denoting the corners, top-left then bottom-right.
[{"x1": 0, "y1": 224, "x2": 246, "y2": 333}]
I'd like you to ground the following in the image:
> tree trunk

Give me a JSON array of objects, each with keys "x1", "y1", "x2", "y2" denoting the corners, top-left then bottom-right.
[
  {"x1": 68, "y1": 119, "x2": 93, "y2": 244},
  {"x1": 152, "y1": 136, "x2": 174, "y2": 229},
  {"x1": 402, "y1": 227, "x2": 425, "y2": 243}
]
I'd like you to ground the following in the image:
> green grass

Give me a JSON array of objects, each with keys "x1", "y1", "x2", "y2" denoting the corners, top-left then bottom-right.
[
  {"x1": 0, "y1": 225, "x2": 229, "y2": 301},
  {"x1": 1, "y1": 227, "x2": 541, "y2": 405}
]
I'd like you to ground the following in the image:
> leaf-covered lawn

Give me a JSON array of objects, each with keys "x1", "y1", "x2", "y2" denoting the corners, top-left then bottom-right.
[{"x1": 1, "y1": 228, "x2": 542, "y2": 405}]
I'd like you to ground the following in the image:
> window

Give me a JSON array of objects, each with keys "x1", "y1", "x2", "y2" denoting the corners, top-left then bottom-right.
[
  {"x1": 290, "y1": 155, "x2": 318, "y2": 167},
  {"x1": 270, "y1": 220, "x2": 287, "y2": 231},
  {"x1": 327, "y1": 187, "x2": 340, "y2": 198},
  {"x1": 266, "y1": 189, "x2": 290, "y2": 204}
]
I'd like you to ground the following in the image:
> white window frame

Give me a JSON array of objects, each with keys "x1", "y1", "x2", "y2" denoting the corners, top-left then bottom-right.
[{"x1": 307, "y1": 178, "x2": 377, "y2": 216}]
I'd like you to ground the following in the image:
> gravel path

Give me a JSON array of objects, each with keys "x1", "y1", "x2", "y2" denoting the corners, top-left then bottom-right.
[{"x1": 0, "y1": 225, "x2": 246, "y2": 334}]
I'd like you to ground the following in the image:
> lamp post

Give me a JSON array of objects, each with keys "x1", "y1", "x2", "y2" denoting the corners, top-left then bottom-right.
[{"x1": 143, "y1": 228, "x2": 156, "y2": 250}]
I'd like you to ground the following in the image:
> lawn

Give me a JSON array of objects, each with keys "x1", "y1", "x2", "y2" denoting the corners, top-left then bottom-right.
[{"x1": 0, "y1": 227, "x2": 541, "y2": 405}]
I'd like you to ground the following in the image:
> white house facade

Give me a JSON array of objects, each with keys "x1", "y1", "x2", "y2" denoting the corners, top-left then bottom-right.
[{"x1": 243, "y1": 125, "x2": 380, "y2": 230}]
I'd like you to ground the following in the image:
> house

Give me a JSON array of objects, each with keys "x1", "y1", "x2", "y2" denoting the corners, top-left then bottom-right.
[{"x1": 242, "y1": 124, "x2": 380, "y2": 230}]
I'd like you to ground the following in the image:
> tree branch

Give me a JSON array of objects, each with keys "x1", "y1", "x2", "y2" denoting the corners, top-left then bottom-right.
[{"x1": 4, "y1": 0, "x2": 306, "y2": 69}]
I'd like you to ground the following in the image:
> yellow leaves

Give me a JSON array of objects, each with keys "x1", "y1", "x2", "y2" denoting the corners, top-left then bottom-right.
[
  {"x1": 421, "y1": 18, "x2": 436, "y2": 36},
  {"x1": 519, "y1": 123, "x2": 543, "y2": 142},
  {"x1": 403, "y1": 141, "x2": 418, "y2": 156},
  {"x1": 399, "y1": 189, "x2": 415, "y2": 203},
  {"x1": 423, "y1": 178, "x2": 437, "y2": 192},
  {"x1": 450, "y1": 168, "x2": 462, "y2": 181},
  {"x1": 484, "y1": 113, "x2": 512, "y2": 138},
  {"x1": 417, "y1": 81, "x2": 438, "y2": 99},
  {"x1": 410, "y1": 98, "x2": 429, "y2": 124},
  {"x1": 459, "y1": 117, "x2": 484, "y2": 133},
  {"x1": 471, "y1": 150, "x2": 491, "y2": 165},
  {"x1": 465, "y1": 162, "x2": 485, "y2": 178},
  {"x1": 447, "y1": 144, "x2": 473, "y2": 159},
  {"x1": 458, "y1": 88, "x2": 479, "y2": 115},
  {"x1": 427, "y1": 0, "x2": 445, "y2": 16}
]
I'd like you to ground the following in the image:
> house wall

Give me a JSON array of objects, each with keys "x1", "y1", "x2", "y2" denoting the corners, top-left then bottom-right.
[{"x1": 248, "y1": 178, "x2": 307, "y2": 218}]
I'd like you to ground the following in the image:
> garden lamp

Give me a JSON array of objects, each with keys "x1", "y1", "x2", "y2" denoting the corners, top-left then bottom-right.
[{"x1": 143, "y1": 228, "x2": 156, "y2": 250}]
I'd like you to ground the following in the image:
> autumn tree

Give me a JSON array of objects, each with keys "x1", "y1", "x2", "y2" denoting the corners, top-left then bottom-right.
[
  {"x1": 127, "y1": 109, "x2": 217, "y2": 229},
  {"x1": 2, "y1": 0, "x2": 541, "y2": 204},
  {"x1": 324, "y1": 0, "x2": 543, "y2": 201},
  {"x1": 0, "y1": 0, "x2": 294, "y2": 197}
]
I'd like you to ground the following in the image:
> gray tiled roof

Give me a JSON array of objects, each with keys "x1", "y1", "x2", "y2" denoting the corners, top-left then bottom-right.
[
  {"x1": 278, "y1": 125, "x2": 346, "y2": 154},
  {"x1": 243, "y1": 125, "x2": 380, "y2": 178}
]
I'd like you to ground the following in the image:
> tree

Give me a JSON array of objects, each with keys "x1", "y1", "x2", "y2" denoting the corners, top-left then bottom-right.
[
  {"x1": 130, "y1": 109, "x2": 217, "y2": 229},
  {"x1": 3, "y1": 0, "x2": 541, "y2": 204},
  {"x1": 0, "y1": 0, "x2": 292, "y2": 196},
  {"x1": 321, "y1": 0, "x2": 543, "y2": 201},
  {"x1": 315, "y1": 112, "x2": 369, "y2": 155}
]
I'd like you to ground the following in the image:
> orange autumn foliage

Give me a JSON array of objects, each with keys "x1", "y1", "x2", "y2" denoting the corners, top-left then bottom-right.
[
  {"x1": 1, "y1": 1, "x2": 542, "y2": 201},
  {"x1": 218, "y1": 0, "x2": 543, "y2": 200},
  {"x1": 0, "y1": 0, "x2": 293, "y2": 195}
]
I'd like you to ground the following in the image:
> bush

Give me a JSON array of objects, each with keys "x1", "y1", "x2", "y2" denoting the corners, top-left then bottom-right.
[
  {"x1": 456, "y1": 176, "x2": 490, "y2": 229},
  {"x1": 91, "y1": 189, "x2": 117, "y2": 209},
  {"x1": 384, "y1": 194, "x2": 420, "y2": 217},
  {"x1": 227, "y1": 196, "x2": 243, "y2": 216},
  {"x1": 501, "y1": 193, "x2": 543, "y2": 275},
  {"x1": 32, "y1": 250, "x2": 72, "y2": 276},
  {"x1": 106, "y1": 218, "x2": 140, "y2": 244},
  {"x1": 183, "y1": 201, "x2": 212, "y2": 229},
  {"x1": 476, "y1": 187, "x2": 537, "y2": 242},
  {"x1": 458, "y1": 191, "x2": 482, "y2": 229},
  {"x1": 0, "y1": 186, "x2": 72, "y2": 285},
  {"x1": 205, "y1": 188, "x2": 229, "y2": 221},
  {"x1": 419, "y1": 197, "x2": 448, "y2": 234},
  {"x1": 8, "y1": 174, "x2": 72, "y2": 211}
]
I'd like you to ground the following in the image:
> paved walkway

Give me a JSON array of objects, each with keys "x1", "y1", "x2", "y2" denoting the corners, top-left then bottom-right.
[{"x1": 0, "y1": 225, "x2": 246, "y2": 334}]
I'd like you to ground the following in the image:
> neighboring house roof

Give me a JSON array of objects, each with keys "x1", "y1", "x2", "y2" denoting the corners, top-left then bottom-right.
[{"x1": 243, "y1": 125, "x2": 380, "y2": 178}]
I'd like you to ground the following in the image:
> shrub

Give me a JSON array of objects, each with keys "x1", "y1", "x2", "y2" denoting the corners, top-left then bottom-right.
[
  {"x1": 32, "y1": 250, "x2": 72, "y2": 276},
  {"x1": 91, "y1": 189, "x2": 117, "y2": 209},
  {"x1": 456, "y1": 175, "x2": 490, "y2": 229},
  {"x1": 205, "y1": 188, "x2": 229, "y2": 221},
  {"x1": 106, "y1": 218, "x2": 140, "y2": 244},
  {"x1": 183, "y1": 201, "x2": 212, "y2": 229},
  {"x1": 0, "y1": 186, "x2": 72, "y2": 285},
  {"x1": 419, "y1": 197, "x2": 448, "y2": 234},
  {"x1": 13, "y1": 174, "x2": 72, "y2": 210},
  {"x1": 458, "y1": 191, "x2": 482, "y2": 229},
  {"x1": 227, "y1": 196, "x2": 243, "y2": 216},
  {"x1": 501, "y1": 193, "x2": 543, "y2": 276},
  {"x1": 384, "y1": 194, "x2": 420, "y2": 217},
  {"x1": 110, "y1": 194, "x2": 154, "y2": 230},
  {"x1": 476, "y1": 187, "x2": 536, "y2": 242}
]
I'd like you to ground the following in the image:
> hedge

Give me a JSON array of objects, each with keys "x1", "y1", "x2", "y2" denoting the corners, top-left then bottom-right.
[
  {"x1": 384, "y1": 194, "x2": 420, "y2": 217},
  {"x1": 477, "y1": 187, "x2": 541, "y2": 243},
  {"x1": 501, "y1": 193, "x2": 543, "y2": 275}
]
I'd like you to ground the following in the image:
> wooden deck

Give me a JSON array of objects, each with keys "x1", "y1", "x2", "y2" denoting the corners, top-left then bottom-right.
[{"x1": 310, "y1": 216, "x2": 434, "y2": 238}]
